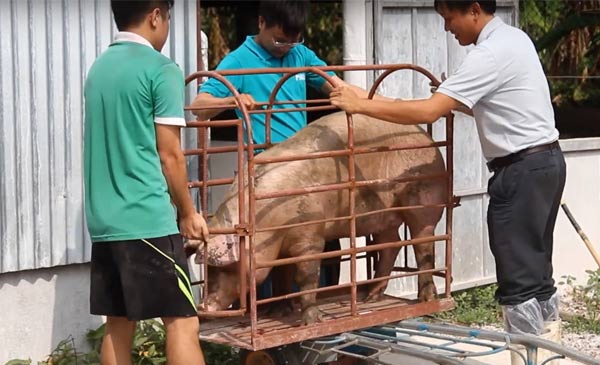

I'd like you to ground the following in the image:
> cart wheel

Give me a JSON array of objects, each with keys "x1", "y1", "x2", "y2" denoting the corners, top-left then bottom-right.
[
  {"x1": 240, "y1": 345, "x2": 303, "y2": 365},
  {"x1": 240, "y1": 349, "x2": 277, "y2": 365}
]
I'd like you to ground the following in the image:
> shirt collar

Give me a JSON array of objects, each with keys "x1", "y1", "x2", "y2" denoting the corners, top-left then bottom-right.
[
  {"x1": 113, "y1": 31, "x2": 154, "y2": 49},
  {"x1": 476, "y1": 16, "x2": 504, "y2": 45},
  {"x1": 243, "y1": 35, "x2": 275, "y2": 61}
]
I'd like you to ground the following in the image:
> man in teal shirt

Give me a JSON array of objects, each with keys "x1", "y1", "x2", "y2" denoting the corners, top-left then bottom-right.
[
  {"x1": 84, "y1": 1, "x2": 208, "y2": 364},
  {"x1": 192, "y1": 0, "x2": 369, "y2": 145},
  {"x1": 192, "y1": 0, "x2": 374, "y2": 298}
]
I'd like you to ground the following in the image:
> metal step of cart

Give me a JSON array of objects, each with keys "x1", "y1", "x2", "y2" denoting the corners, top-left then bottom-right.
[{"x1": 288, "y1": 320, "x2": 600, "y2": 365}]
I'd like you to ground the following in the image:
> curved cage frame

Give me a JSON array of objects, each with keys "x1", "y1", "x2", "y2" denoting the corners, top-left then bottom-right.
[{"x1": 183, "y1": 64, "x2": 457, "y2": 350}]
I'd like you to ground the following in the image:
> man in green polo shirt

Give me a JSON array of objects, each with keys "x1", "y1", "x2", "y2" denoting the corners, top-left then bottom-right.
[{"x1": 84, "y1": 1, "x2": 208, "y2": 364}]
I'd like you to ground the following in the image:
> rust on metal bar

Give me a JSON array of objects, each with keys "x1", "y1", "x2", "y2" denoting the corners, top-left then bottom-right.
[
  {"x1": 185, "y1": 104, "x2": 240, "y2": 112},
  {"x1": 254, "y1": 203, "x2": 448, "y2": 233},
  {"x1": 184, "y1": 142, "x2": 270, "y2": 156},
  {"x1": 199, "y1": 297, "x2": 455, "y2": 351},
  {"x1": 254, "y1": 172, "x2": 448, "y2": 200},
  {"x1": 254, "y1": 98, "x2": 330, "y2": 107},
  {"x1": 445, "y1": 112, "x2": 455, "y2": 297},
  {"x1": 255, "y1": 267, "x2": 446, "y2": 306},
  {"x1": 248, "y1": 105, "x2": 338, "y2": 114},
  {"x1": 197, "y1": 308, "x2": 247, "y2": 318},
  {"x1": 186, "y1": 63, "x2": 441, "y2": 80},
  {"x1": 256, "y1": 234, "x2": 450, "y2": 269},
  {"x1": 253, "y1": 140, "x2": 449, "y2": 165},
  {"x1": 186, "y1": 119, "x2": 241, "y2": 128},
  {"x1": 392, "y1": 266, "x2": 448, "y2": 278},
  {"x1": 188, "y1": 178, "x2": 235, "y2": 188}
]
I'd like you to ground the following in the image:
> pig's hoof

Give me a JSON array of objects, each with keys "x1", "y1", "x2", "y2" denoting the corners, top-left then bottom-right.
[
  {"x1": 302, "y1": 306, "x2": 323, "y2": 325},
  {"x1": 418, "y1": 283, "x2": 437, "y2": 302},
  {"x1": 365, "y1": 282, "x2": 387, "y2": 302},
  {"x1": 365, "y1": 290, "x2": 383, "y2": 303}
]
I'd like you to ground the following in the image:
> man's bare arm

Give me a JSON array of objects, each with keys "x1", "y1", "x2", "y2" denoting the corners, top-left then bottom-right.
[
  {"x1": 156, "y1": 124, "x2": 208, "y2": 241},
  {"x1": 330, "y1": 87, "x2": 463, "y2": 125},
  {"x1": 190, "y1": 92, "x2": 258, "y2": 121},
  {"x1": 321, "y1": 76, "x2": 390, "y2": 101}
]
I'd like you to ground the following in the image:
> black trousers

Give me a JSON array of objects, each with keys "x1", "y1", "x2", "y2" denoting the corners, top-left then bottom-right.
[{"x1": 487, "y1": 147, "x2": 566, "y2": 306}]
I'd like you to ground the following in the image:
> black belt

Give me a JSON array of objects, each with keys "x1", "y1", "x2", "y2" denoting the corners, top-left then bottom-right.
[{"x1": 487, "y1": 141, "x2": 560, "y2": 172}]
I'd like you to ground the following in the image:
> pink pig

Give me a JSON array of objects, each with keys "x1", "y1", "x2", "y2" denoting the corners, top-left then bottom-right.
[{"x1": 187, "y1": 111, "x2": 448, "y2": 325}]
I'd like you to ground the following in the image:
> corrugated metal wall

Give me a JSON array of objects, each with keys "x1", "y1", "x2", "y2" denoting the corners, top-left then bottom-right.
[
  {"x1": 0, "y1": 0, "x2": 199, "y2": 273},
  {"x1": 372, "y1": 0, "x2": 519, "y2": 295}
]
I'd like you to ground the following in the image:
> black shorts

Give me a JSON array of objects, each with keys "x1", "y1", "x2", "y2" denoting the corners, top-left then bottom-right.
[{"x1": 90, "y1": 234, "x2": 197, "y2": 321}]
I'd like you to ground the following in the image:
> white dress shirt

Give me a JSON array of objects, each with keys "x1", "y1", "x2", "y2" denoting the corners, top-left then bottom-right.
[{"x1": 437, "y1": 17, "x2": 559, "y2": 160}]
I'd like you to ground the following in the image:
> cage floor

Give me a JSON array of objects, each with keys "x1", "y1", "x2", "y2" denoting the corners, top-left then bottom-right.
[{"x1": 198, "y1": 291, "x2": 454, "y2": 351}]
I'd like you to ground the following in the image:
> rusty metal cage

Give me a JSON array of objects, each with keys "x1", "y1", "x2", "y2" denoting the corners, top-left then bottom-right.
[{"x1": 183, "y1": 64, "x2": 456, "y2": 351}]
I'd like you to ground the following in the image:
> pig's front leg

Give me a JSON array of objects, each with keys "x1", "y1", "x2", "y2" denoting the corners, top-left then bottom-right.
[{"x1": 286, "y1": 237, "x2": 325, "y2": 325}]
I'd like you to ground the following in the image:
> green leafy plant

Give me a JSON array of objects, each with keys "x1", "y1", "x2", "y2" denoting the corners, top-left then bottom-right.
[
  {"x1": 201, "y1": 342, "x2": 239, "y2": 365},
  {"x1": 559, "y1": 269, "x2": 600, "y2": 334},
  {"x1": 520, "y1": 0, "x2": 600, "y2": 107},
  {"x1": 434, "y1": 284, "x2": 502, "y2": 326},
  {"x1": 4, "y1": 320, "x2": 239, "y2": 365}
]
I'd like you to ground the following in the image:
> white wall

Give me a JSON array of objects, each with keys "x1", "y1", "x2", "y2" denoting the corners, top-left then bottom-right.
[
  {"x1": 0, "y1": 0, "x2": 200, "y2": 274},
  {"x1": 0, "y1": 264, "x2": 101, "y2": 363},
  {"x1": 0, "y1": 258, "x2": 203, "y2": 364},
  {"x1": 0, "y1": 0, "x2": 206, "y2": 356},
  {"x1": 554, "y1": 139, "x2": 600, "y2": 286}
]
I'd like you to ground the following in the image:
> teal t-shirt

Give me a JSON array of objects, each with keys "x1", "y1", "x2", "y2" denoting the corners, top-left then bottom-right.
[
  {"x1": 199, "y1": 36, "x2": 335, "y2": 144},
  {"x1": 84, "y1": 38, "x2": 185, "y2": 242}
]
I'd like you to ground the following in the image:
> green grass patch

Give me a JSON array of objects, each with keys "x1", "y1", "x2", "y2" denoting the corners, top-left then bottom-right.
[
  {"x1": 434, "y1": 284, "x2": 502, "y2": 327},
  {"x1": 559, "y1": 269, "x2": 600, "y2": 334}
]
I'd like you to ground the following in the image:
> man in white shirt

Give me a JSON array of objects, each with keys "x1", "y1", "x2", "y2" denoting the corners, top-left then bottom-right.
[{"x1": 329, "y1": 0, "x2": 566, "y2": 335}]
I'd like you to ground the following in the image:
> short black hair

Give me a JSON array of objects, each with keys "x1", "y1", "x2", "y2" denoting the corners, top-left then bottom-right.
[
  {"x1": 259, "y1": 0, "x2": 310, "y2": 36},
  {"x1": 111, "y1": 0, "x2": 174, "y2": 31},
  {"x1": 434, "y1": 0, "x2": 496, "y2": 14}
]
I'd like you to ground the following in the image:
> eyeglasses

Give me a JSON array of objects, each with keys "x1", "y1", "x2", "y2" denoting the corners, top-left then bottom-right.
[{"x1": 272, "y1": 37, "x2": 304, "y2": 48}]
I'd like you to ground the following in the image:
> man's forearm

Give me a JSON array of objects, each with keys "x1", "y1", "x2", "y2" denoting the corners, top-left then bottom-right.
[
  {"x1": 354, "y1": 98, "x2": 439, "y2": 125},
  {"x1": 347, "y1": 84, "x2": 389, "y2": 101},
  {"x1": 191, "y1": 93, "x2": 235, "y2": 120},
  {"x1": 161, "y1": 152, "x2": 195, "y2": 218}
]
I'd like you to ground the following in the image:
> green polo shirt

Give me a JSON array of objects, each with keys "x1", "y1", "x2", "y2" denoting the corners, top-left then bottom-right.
[
  {"x1": 84, "y1": 33, "x2": 186, "y2": 242},
  {"x1": 199, "y1": 36, "x2": 335, "y2": 144}
]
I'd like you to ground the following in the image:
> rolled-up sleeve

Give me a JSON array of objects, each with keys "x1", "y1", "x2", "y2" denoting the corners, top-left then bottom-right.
[{"x1": 436, "y1": 46, "x2": 499, "y2": 109}]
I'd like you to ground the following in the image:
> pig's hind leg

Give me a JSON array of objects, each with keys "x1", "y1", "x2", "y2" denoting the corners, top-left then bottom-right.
[
  {"x1": 365, "y1": 228, "x2": 402, "y2": 302},
  {"x1": 402, "y1": 205, "x2": 442, "y2": 302}
]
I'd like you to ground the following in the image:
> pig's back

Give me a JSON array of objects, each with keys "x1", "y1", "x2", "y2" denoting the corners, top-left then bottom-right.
[{"x1": 256, "y1": 112, "x2": 443, "y2": 186}]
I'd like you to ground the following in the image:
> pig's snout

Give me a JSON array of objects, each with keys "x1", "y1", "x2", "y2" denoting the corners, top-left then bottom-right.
[{"x1": 194, "y1": 234, "x2": 240, "y2": 267}]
